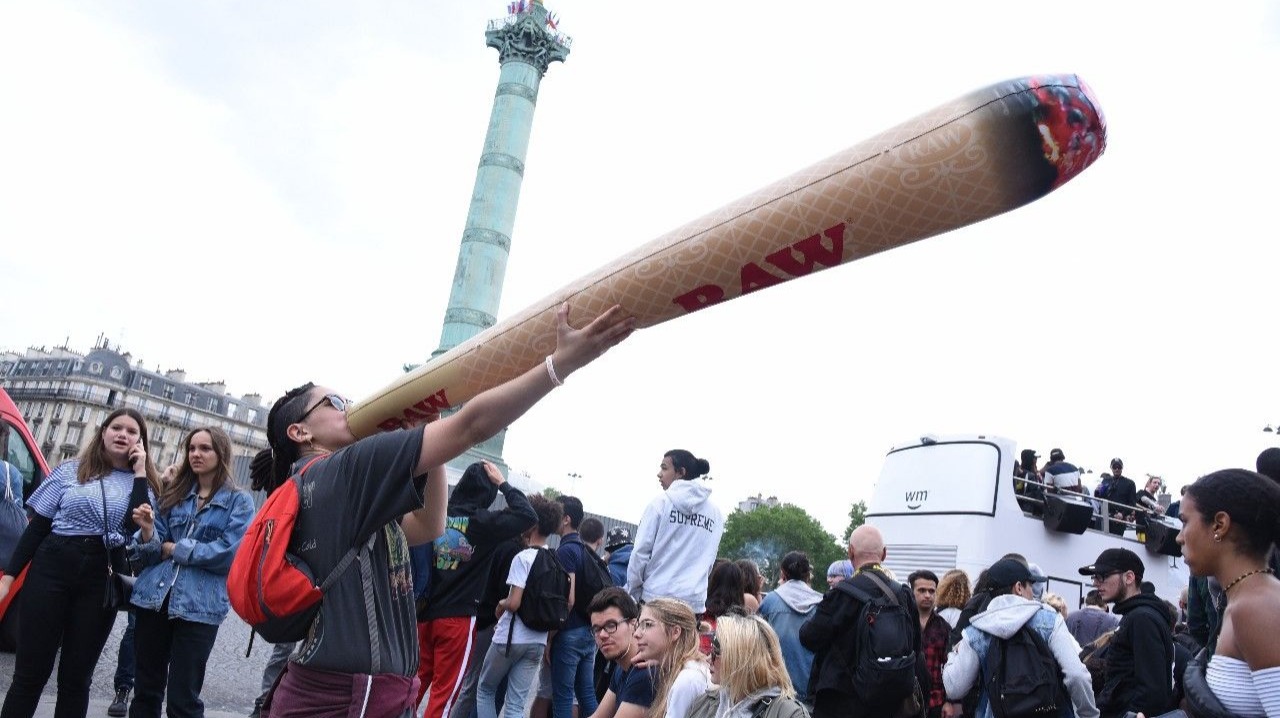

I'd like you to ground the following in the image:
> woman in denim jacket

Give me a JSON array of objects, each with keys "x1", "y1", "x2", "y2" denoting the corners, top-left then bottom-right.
[{"x1": 128, "y1": 426, "x2": 255, "y2": 718}]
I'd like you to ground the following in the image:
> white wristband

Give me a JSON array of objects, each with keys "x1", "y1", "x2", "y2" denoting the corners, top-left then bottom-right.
[{"x1": 544, "y1": 355, "x2": 563, "y2": 387}]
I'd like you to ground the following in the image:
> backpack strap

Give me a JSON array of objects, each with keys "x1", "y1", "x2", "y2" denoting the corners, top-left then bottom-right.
[{"x1": 861, "y1": 570, "x2": 902, "y2": 606}]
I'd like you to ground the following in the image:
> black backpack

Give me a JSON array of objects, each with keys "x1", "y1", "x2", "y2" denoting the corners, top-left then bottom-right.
[
  {"x1": 562, "y1": 536, "x2": 612, "y2": 618},
  {"x1": 984, "y1": 620, "x2": 1065, "y2": 718},
  {"x1": 835, "y1": 571, "x2": 918, "y2": 705},
  {"x1": 514, "y1": 547, "x2": 570, "y2": 636}
]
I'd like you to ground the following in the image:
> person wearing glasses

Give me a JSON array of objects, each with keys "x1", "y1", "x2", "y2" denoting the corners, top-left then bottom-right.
[
  {"x1": 686, "y1": 614, "x2": 809, "y2": 718},
  {"x1": 632, "y1": 598, "x2": 710, "y2": 718},
  {"x1": 246, "y1": 303, "x2": 634, "y2": 718},
  {"x1": 583, "y1": 587, "x2": 652, "y2": 718},
  {"x1": 1076, "y1": 548, "x2": 1175, "y2": 718}
]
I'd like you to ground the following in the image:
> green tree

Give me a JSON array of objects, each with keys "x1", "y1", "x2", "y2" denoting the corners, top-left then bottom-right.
[
  {"x1": 719, "y1": 504, "x2": 845, "y2": 592},
  {"x1": 842, "y1": 499, "x2": 867, "y2": 543},
  {"x1": 541, "y1": 486, "x2": 563, "y2": 501}
]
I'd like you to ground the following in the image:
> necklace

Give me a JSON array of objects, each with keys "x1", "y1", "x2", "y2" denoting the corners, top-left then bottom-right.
[{"x1": 1223, "y1": 567, "x2": 1272, "y2": 594}]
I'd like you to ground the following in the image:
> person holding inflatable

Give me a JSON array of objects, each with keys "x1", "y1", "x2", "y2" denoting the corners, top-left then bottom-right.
[{"x1": 249, "y1": 303, "x2": 633, "y2": 718}]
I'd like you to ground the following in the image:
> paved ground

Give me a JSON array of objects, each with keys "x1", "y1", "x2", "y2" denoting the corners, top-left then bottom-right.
[{"x1": 0, "y1": 610, "x2": 270, "y2": 718}]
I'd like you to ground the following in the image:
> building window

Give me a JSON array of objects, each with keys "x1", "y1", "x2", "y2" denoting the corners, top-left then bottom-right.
[
  {"x1": 66, "y1": 425, "x2": 83, "y2": 447},
  {"x1": 52, "y1": 403, "x2": 64, "y2": 419},
  {"x1": 140, "y1": 376, "x2": 153, "y2": 392},
  {"x1": 110, "y1": 366, "x2": 123, "y2": 380},
  {"x1": 76, "y1": 406, "x2": 90, "y2": 422},
  {"x1": 163, "y1": 384, "x2": 174, "y2": 400},
  {"x1": 89, "y1": 361, "x2": 103, "y2": 375},
  {"x1": 226, "y1": 402, "x2": 238, "y2": 418},
  {"x1": 34, "y1": 403, "x2": 46, "y2": 417},
  {"x1": 153, "y1": 426, "x2": 166, "y2": 443},
  {"x1": 184, "y1": 394, "x2": 195, "y2": 406}
]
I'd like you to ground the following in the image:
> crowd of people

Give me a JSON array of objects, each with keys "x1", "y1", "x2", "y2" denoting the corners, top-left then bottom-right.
[{"x1": 0, "y1": 302, "x2": 1278, "y2": 718}]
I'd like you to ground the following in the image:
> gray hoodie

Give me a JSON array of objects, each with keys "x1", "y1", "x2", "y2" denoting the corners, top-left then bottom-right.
[
  {"x1": 626, "y1": 478, "x2": 724, "y2": 613},
  {"x1": 942, "y1": 594, "x2": 1099, "y2": 718}
]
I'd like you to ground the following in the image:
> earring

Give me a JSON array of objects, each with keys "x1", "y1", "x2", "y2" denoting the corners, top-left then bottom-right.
[{"x1": 1213, "y1": 533, "x2": 1222, "y2": 542}]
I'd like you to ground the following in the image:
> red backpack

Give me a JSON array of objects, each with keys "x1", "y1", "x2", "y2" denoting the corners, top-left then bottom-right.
[{"x1": 229, "y1": 457, "x2": 372, "y2": 643}]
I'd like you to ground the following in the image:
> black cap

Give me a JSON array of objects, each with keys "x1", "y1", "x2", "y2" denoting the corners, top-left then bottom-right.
[
  {"x1": 1111, "y1": 457, "x2": 1124, "y2": 469},
  {"x1": 1078, "y1": 548, "x2": 1145, "y2": 580},
  {"x1": 1049, "y1": 448, "x2": 1065, "y2": 461},
  {"x1": 1020, "y1": 449, "x2": 1040, "y2": 462},
  {"x1": 604, "y1": 526, "x2": 632, "y2": 551},
  {"x1": 987, "y1": 558, "x2": 1044, "y2": 590}
]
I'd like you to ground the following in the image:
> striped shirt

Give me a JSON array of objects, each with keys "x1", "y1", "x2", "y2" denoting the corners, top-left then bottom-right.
[
  {"x1": 27, "y1": 460, "x2": 142, "y2": 548},
  {"x1": 1206, "y1": 655, "x2": 1280, "y2": 718}
]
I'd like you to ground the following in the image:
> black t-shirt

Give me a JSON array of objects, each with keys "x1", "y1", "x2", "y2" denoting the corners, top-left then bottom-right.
[
  {"x1": 609, "y1": 662, "x2": 656, "y2": 709},
  {"x1": 290, "y1": 429, "x2": 427, "y2": 676}
]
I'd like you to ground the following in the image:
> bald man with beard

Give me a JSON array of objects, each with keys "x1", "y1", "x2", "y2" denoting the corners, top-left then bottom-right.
[{"x1": 800, "y1": 525, "x2": 925, "y2": 718}]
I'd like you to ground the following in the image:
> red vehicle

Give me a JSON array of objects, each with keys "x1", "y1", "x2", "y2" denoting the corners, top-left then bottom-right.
[{"x1": 0, "y1": 386, "x2": 50, "y2": 650}]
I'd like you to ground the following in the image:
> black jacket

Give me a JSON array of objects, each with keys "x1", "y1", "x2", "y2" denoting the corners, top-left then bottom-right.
[
  {"x1": 422, "y1": 464, "x2": 537, "y2": 620},
  {"x1": 1099, "y1": 592, "x2": 1175, "y2": 718},
  {"x1": 1104, "y1": 476, "x2": 1138, "y2": 516},
  {"x1": 798, "y1": 567, "x2": 923, "y2": 718}
]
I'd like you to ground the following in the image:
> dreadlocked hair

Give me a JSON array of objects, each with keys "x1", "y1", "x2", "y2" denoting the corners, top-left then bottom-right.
[{"x1": 248, "y1": 382, "x2": 315, "y2": 494}]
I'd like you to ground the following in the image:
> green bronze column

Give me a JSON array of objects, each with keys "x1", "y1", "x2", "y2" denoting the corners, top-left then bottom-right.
[{"x1": 432, "y1": 1, "x2": 571, "y2": 469}]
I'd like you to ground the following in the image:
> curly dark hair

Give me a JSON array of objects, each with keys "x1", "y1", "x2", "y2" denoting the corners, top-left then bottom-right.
[{"x1": 1185, "y1": 468, "x2": 1280, "y2": 559}]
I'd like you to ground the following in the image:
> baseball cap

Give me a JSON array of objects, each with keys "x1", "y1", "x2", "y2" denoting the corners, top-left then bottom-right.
[
  {"x1": 987, "y1": 558, "x2": 1045, "y2": 590},
  {"x1": 1020, "y1": 449, "x2": 1040, "y2": 462},
  {"x1": 604, "y1": 526, "x2": 632, "y2": 551},
  {"x1": 1049, "y1": 448, "x2": 1066, "y2": 461},
  {"x1": 1111, "y1": 457, "x2": 1124, "y2": 469},
  {"x1": 1078, "y1": 548, "x2": 1145, "y2": 580}
]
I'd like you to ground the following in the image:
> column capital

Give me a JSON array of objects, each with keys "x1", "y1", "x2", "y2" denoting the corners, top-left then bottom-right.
[{"x1": 485, "y1": 9, "x2": 570, "y2": 75}]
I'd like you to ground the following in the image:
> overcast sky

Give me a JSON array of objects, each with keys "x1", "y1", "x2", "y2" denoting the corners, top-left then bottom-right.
[{"x1": 2, "y1": 1, "x2": 1277, "y2": 537}]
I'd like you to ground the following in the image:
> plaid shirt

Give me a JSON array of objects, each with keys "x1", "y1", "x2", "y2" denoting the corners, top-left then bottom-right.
[{"x1": 921, "y1": 612, "x2": 951, "y2": 709}]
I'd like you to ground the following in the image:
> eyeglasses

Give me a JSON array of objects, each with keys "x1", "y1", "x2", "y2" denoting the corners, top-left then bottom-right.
[
  {"x1": 1090, "y1": 571, "x2": 1122, "y2": 585},
  {"x1": 300, "y1": 394, "x2": 352, "y2": 421},
  {"x1": 591, "y1": 619, "x2": 631, "y2": 637},
  {"x1": 710, "y1": 635, "x2": 721, "y2": 661}
]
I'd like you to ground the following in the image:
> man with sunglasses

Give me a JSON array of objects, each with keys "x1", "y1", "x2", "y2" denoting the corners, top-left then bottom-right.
[
  {"x1": 584, "y1": 587, "x2": 653, "y2": 718},
  {"x1": 1077, "y1": 548, "x2": 1175, "y2": 718}
]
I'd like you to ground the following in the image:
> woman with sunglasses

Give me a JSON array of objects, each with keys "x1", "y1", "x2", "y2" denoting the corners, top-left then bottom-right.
[
  {"x1": 632, "y1": 598, "x2": 710, "y2": 718},
  {"x1": 127, "y1": 426, "x2": 255, "y2": 718},
  {"x1": 249, "y1": 303, "x2": 633, "y2": 718},
  {"x1": 1140, "y1": 468, "x2": 1280, "y2": 718},
  {"x1": 687, "y1": 614, "x2": 808, "y2": 718},
  {"x1": 0, "y1": 408, "x2": 159, "y2": 718}
]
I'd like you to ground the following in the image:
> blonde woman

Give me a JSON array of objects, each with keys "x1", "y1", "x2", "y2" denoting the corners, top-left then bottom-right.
[
  {"x1": 686, "y1": 614, "x2": 808, "y2": 718},
  {"x1": 935, "y1": 569, "x2": 971, "y2": 628},
  {"x1": 633, "y1": 598, "x2": 710, "y2": 718}
]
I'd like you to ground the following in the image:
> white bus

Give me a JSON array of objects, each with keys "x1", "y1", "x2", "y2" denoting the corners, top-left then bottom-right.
[{"x1": 866, "y1": 434, "x2": 1189, "y2": 608}]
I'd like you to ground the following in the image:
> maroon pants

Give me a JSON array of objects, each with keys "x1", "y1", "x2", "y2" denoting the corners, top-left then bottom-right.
[{"x1": 265, "y1": 660, "x2": 419, "y2": 718}]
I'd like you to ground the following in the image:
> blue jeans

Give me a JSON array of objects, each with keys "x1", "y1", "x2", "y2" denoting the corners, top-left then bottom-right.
[
  {"x1": 550, "y1": 626, "x2": 598, "y2": 718},
  {"x1": 476, "y1": 642, "x2": 543, "y2": 718}
]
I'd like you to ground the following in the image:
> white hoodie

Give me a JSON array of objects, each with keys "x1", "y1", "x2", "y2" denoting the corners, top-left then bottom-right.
[
  {"x1": 942, "y1": 594, "x2": 1099, "y2": 718},
  {"x1": 626, "y1": 478, "x2": 724, "y2": 613}
]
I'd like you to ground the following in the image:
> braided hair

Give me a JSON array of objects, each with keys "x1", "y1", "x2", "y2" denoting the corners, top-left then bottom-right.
[{"x1": 248, "y1": 382, "x2": 315, "y2": 494}]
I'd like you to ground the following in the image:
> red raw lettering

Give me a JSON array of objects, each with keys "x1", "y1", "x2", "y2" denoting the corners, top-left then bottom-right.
[
  {"x1": 673, "y1": 285, "x2": 726, "y2": 313},
  {"x1": 739, "y1": 262, "x2": 786, "y2": 295},
  {"x1": 377, "y1": 418, "x2": 401, "y2": 432},
  {"x1": 412, "y1": 390, "x2": 451, "y2": 413},
  {"x1": 764, "y1": 223, "x2": 845, "y2": 276}
]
